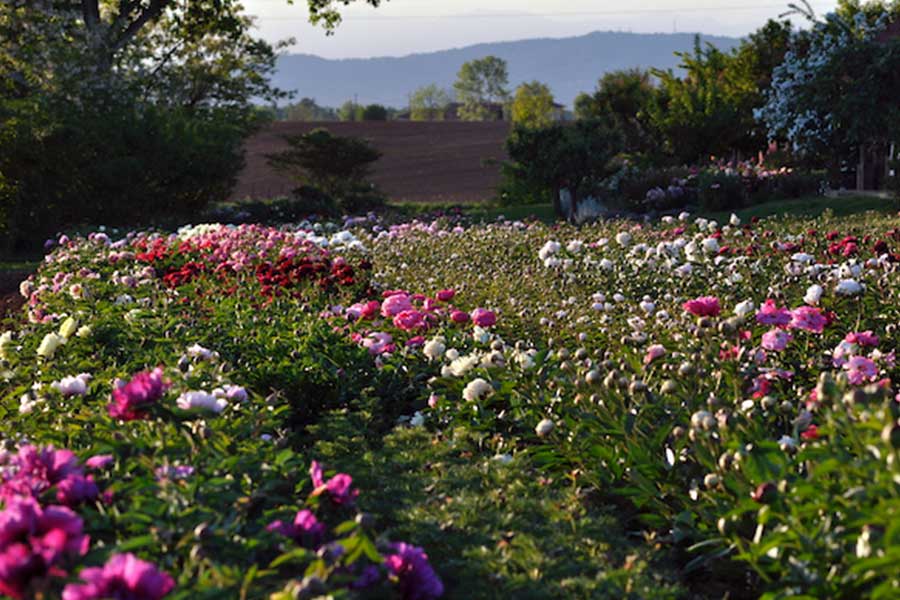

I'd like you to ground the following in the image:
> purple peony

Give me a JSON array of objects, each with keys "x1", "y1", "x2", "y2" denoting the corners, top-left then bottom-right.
[
  {"x1": 384, "y1": 542, "x2": 444, "y2": 600},
  {"x1": 62, "y1": 553, "x2": 174, "y2": 600}
]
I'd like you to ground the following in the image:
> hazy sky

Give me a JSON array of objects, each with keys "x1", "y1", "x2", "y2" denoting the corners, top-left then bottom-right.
[{"x1": 242, "y1": 0, "x2": 840, "y2": 58}]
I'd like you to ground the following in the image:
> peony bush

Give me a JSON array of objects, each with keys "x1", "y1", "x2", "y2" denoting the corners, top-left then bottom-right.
[{"x1": 2, "y1": 211, "x2": 900, "y2": 598}]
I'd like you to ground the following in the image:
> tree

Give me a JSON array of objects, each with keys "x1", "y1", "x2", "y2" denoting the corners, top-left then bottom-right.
[
  {"x1": 362, "y1": 104, "x2": 388, "y2": 120},
  {"x1": 574, "y1": 69, "x2": 658, "y2": 156},
  {"x1": 647, "y1": 38, "x2": 753, "y2": 164},
  {"x1": 338, "y1": 100, "x2": 364, "y2": 121},
  {"x1": 453, "y1": 56, "x2": 510, "y2": 121},
  {"x1": 409, "y1": 84, "x2": 452, "y2": 121},
  {"x1": 510, "y1": 81, "x2": 556, "y2": 129},
  {"x1": 503, "y1": 120, "x2": 623, "y2": 219},
  {"x1": 758, "y1": 4, "x2": 900, "y2": 184},
  {"x1": 265, "y1": 128, "x2": 382, "y2": 199},
  {"x1": 284, "y1": 98, "x2": 337, "y2": 121}
]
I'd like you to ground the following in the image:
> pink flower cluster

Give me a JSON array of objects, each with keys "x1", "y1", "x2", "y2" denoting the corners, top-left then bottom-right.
[
  {"x1": 0, "y1": 497, "x2": 90, "y2": 598},
  {"x1": 62, "y1": 553, "x2": 174, "y2": 600},
  {"x1": 340, "y1": 288, "x2": 496, "y2": 357},
  {"x1": 0, "y1": 446, "x2": 98, "y2": 508}
]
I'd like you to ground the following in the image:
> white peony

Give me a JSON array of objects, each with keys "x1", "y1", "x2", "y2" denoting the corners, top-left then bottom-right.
[
  {"x1": 733, "y1": 300, "x2": 755, "y2": 318},
  {"x1": 37, "y1": 333, "x2": 65, "y2": 359},
  {"x1": 803, "y1": 284, "x2": 824, "y2": 305},
  {"x1": 463, "y1": 377, "x2": 493, "y2": 402},
  {"x1": 835, "y1": 279, "x2": 863, "y2": 296},
  {"x1": 423, "y1": 338, "x2": 446, "y2": 361},
  {"x1": 535, "y1": 418, "x2": 555, "y2": 437},
  {"x1": 177, "y1": 391, "x2": 227, "y2": 413}
]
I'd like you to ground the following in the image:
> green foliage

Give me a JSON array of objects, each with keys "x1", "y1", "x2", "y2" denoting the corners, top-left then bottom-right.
[
  {"x1": 0, "y1": 0, "x2": 285, "y2": 252},
  {"x1": 648, "y1": 38, "x2": 755, "y2": 164},
  {"x1": 0, "y1": 99, "x2": 247, "y2": 251},
  {"x1": 574, "y1": 69, "x2": 660, "y2": 157},
  {"x1": 510, "y1": 81, "x2": 556, "y2": 129},
  {"x1": 409, "y1": 84, "x2": 452, "y2": 121},
  {"x1": 265, "y1": 128, "x2": 385, "y2": 212},
  {"x1": 501, "y1": 120, "x2": 622, "y2": 216},
  {"x1": 453, "y1": 56, "x2": 510, "y2": 121}
]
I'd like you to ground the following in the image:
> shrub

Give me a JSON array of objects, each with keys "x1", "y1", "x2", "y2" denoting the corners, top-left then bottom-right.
[
  {"x1": 362, "y1": 104, "x2": 389, "y2": 121},
  {"x1": 0, "y1": 100, "x2": 247, "y2": 252},
  {"x1": 696, "y1": 171, "x2": 747, "y2": 211},
  {"x1": 610, "y1": 166, "x2": 696, "y2": 212}
]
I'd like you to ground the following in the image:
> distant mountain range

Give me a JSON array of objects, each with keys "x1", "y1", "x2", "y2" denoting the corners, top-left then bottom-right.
[{"x1": 272, "y1": 30, "x2": 742, "y2": 109}]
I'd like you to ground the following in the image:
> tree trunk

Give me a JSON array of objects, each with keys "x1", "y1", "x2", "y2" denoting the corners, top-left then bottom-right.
[{"x1": 857, "y1": 144, "x2": 866, "y2": 192}]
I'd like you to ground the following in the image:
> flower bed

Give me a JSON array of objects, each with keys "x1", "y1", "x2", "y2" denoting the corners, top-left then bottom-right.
[{"x1": 2, "y1": 213, "x2": 900, "y2": 598}]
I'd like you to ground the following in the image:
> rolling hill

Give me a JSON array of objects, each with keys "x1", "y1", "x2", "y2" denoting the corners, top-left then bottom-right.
[{"x1": 272, "y1": 30, "x2": 742, "y2": 109}]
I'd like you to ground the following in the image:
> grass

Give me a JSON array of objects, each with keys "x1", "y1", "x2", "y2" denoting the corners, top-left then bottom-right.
[
  {"x1": 426, "y1": 194, "x2": 899, "y2": 225},
  {"x1": 706, "y1": 194, "x2": 899, "y2": 222}
]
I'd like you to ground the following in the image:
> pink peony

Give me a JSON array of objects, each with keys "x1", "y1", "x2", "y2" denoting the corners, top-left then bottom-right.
[
  {"x1": 384, "y1": 542, "x2": 444, "y2": 600},
  {"x1": 450, "y1": 310, "x2": 470, "y2": 324},
  {"x1": 643, "y1": 344, "x2": 666, "y2": 365},
  {"x1": 108, "y1": 368, "x2": 169, "y2": 421},
  {"x1": 682, "y1": 296, "x2": 721, "y2": 317},
  {"x1": 788, "y1": 306, "x2": 827, "y2": 334},
  {"x1": 1, "y1": 445, "x2": 80, "y2": 501},
  {"x1": 436, "y1": 289, "x2": 455, "y2": 302},
  {"x1": 84, "y1": 455, "x2": 114, "y2": 470},
  {"x1": 755, "y1": 299, "x2": 792, "y2": 326},
  {"x1": 393, "y1": 310, "x2": 427, "y2": 331},
  {"x1": 266, "y1": 509, "x2": 325, "y2": 547},
  {"x1": 0, "y1": 497, "x2": 90, "y2": 599},
  {"x1": 761, "y1": 329, "x2": 791, "y2": 352},
  {"x1": 470, "y1": 308, "x2": 496, "y2": 328},
  {"x1": 845, "y1": 356, "x2": 878, "y2": 385},
  {"x1": 845, "y1": 331, "x2": 879, "y2": 347},
  {"x1": 309, "y1": 461, "x2": 358, "y2": 505},
  {"x1": 55, "y1": 475, "x2": 98, "y2": 507},
  {"x1": 381, "y1": 294, "x2": 413, "y2": 318},
  {"x1": 62, "y1": 553, "x2": 174, "y2": 600}
]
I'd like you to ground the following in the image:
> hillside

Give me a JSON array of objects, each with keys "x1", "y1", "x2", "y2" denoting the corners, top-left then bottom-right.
[
  {"x1": 272, "y1": 30, "x2": 741, "y2": 108},
  {"x1": 233, "y1": 121, "x2": 510, "y2": 203}
]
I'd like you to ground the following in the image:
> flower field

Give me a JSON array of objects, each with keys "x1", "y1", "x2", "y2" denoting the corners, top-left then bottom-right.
[{"x1": 2, "y1": 210, "x2": 900, "y2": 599}]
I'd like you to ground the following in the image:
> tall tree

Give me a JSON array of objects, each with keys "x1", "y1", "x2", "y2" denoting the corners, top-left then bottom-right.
[
  {"x1": 511, "y1": 81, "x2": 556, "y2": 129},
  {"x1": 453, "y1": 56, "x2": 510, "y2": 121},
  {"x1": 409, "y1": 84, "x2": 452, "y2": 121}
]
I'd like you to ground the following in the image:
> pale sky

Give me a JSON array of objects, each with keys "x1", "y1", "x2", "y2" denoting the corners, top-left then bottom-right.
[{"x1": 242, "y1": 0, "x2": 840, "y2": 58}]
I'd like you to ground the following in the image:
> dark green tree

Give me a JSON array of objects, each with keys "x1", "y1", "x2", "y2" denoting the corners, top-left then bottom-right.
[
  {"x1": 266, "y1": 128, "x2": 382, "y2": 200},
  {"x1": 574, "y1": 69, "x2": 658, "y2": 157},
  {"x1": 503, "y1": 120, "x2": 622, "y2": 219}
]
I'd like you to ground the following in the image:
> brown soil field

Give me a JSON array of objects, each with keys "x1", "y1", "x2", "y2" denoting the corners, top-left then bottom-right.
[{"x1": 232, "y1": 121, "x2": 510, "y2": 204}]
